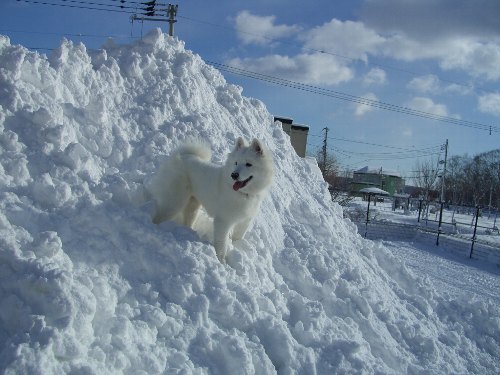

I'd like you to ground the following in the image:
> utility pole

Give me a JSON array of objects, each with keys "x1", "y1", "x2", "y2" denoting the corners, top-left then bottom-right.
[
  {"x1": 440, "y1": 139, "x2": 448, "y2": 203},
  {"x1": 167, "y1": 4, "x2": 178, "y2": 36},
  {"x1": 130, "y1": 3, "x2": 179, "y2": 36},
  {"x1": 436, "y1": 139, "x2": 448, "y2": 246},
  {"x1": 321, "y1": 127, "x2": 329, "y2": 175}
]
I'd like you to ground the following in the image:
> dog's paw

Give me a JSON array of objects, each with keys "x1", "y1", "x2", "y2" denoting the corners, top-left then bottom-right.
[
  {"x1": 225, "y1": 248, "x2": 247, "y2": 275},
  {"x1": 216, "y1": 254, "x2": 226, "y2": 265}
]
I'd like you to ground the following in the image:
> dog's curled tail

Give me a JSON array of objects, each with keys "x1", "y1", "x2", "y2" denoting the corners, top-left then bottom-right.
[{"x1": 176, "y1": 142, "x2": 212, "y2": 162}]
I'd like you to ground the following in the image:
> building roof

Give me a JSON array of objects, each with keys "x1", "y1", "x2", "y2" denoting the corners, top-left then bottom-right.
[
  {"x1": 354, "y1": 166, "x2": 401, "y2": 178},
  {"x1": 291, "y1": 124, "x2": 309, "y2": 131},
  {"x1": 359, "y1": 187, "x2": 390, "y2": 195},
  {"x1": 273, "y1": 116, "x2": 293, "y2": 124}
]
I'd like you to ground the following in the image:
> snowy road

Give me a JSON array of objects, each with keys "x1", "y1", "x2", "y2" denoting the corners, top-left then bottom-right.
[{"x1": 382, "y1": 240, "x2": 500, "y2": 304}]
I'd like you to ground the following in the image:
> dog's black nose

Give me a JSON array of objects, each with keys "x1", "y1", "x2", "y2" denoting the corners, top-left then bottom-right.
[{"x1": 231, "y1": 172, "x2": 239, "y2": 180}]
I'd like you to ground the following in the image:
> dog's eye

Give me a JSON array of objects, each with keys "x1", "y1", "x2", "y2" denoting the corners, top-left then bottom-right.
[{"x1": 246, "y1": 163, "x2": 252, "y2": 167}]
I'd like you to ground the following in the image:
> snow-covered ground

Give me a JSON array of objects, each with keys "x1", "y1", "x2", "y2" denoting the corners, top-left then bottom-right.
[
  {"x1": 346, "y1": 197, "x2": 500, "y2": 302},
  {"x1": 0, "y1": 30, "x2": 499, "y2": 374},
  {"x1": 348, "y1": 197, "x2": 500, "y2": 243},
  {"x1": 382, "y1": 240, "x2": 500, "y2": 303}
]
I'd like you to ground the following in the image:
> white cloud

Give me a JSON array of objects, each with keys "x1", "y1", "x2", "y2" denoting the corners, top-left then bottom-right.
[
  {"x1": 407, "y1": 74, "x2": 472, "y2": 95},
  {"x1": 361, "y1": 0, "x2": 500, "y2": 43},
  {"x1": 355, "y1": 93, "x2": 378, "y2": 116},
  {"x1": 373, "y1": 35, "x2": 500, "y2": 81},
  {"x1": 302, "y1": 19, "x2": 384, "y2": 62},
  {"x1": 363, "y1": 68, "x2": 386, "y2": 86},
  {"x1": 374, "y1": 32, "x2": 500, "y2": 82},
  {"x1": 407, "y1": 75, "x2": 441, "y2": 93},
  {"x1": 478, "y1": 93, "x2": 500, "y2": 116},
  {"x1": 230, "y1": 4, "x2": 500, "y2": 98},
  {"x1": 405, "y1": 97, "x2": 451, "y2": 117},
  {"x1": 438, "y1": 40, "x2": 500, "y2": 81},
  {"x1": 401, "y1": 127, "x2": 413, "y2": 137},
  {"x1": 298, "y1": 15, "x2": 500, "y2": 82},
  {"x1": 359, "y1": 0, "x2": 500, "y2": 81},
  {"x1": 234, "y1": 11, "x2": 301, "y2": 45},
  {"x1": 228, "y1": 53, "x2": 354, "y2": 86}
]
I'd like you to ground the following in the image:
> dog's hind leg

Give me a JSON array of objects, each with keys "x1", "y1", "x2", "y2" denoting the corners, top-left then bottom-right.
[
  {"x1": 182, "y1": 196, "x2": 200, "y2": 227},
  {"x1": 152, "y1": 185, "x2": 191, "y2": 225},
  {"x1": 152, "y1": 200, "x2": 184, "y2": 224}
]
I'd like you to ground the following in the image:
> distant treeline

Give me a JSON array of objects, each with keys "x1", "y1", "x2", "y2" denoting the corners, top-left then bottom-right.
[{"x1": 443, "y1": 149, "x2": 499, "y2": 208}]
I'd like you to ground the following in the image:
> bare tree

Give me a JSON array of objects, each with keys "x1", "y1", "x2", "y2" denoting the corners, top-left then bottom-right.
[
  {"x1": 412, "y1": 158, "x2": 439, "y2": 200},
  {"x1": 481, "y1": 149, "x2": 500, "y2": 210},
  {"x1": 315, "y1": 150, "x2": 354, "y2": 206},
  {"x1": 439, "y1": 149, "x2": 499, "y2": 207},
  {"x1": 316, "y1": 149, "x2": 339, "y2": 179},
  {"x1": 462, "y1": 150, "x2": 500, "y2": 207},
  {"x1": 446, "y1": 155, "x2": 468, "y2": 204}
]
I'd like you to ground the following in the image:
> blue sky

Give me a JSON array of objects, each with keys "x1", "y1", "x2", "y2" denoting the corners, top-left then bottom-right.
[{"x1": 1, "y1": 0, "x2": 499, "y2": 180}]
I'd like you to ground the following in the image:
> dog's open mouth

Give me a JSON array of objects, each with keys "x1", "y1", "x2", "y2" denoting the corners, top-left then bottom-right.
[{"x1": 233, "y1": 176, "x2": 253, "y2": 191}]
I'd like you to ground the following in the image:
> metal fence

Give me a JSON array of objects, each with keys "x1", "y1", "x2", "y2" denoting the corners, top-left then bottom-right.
[{"x1": 346, "y1": 198, "x2": 500, "y2": 264}]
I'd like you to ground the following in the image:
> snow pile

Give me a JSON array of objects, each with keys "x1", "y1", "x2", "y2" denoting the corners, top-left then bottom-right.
[{"x1": 0, "y1": 30, "x2": 498, "y2": 374}]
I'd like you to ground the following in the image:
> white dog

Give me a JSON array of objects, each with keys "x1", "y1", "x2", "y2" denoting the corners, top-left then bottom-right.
[{"x1": 146, "y1": 138, "x2": 273, "y2": 262}]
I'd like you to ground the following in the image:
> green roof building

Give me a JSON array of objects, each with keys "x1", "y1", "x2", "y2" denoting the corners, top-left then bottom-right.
[{"x1": 351, "y1": 166, "x2": 405, "y2": 196}]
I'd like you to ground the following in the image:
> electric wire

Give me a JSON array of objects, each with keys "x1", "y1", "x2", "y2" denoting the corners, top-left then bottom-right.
[
  {"x1": 16, "y1": 0, "x2": 142, "y2": 14},
  {"x1": 33, "y1": 0, "x2": 141, "y2": 10},
  {"x1": 11, "y1": 1, "x2": 500, "y2": 135},
  {"x1": 332, "y1": 147, "x2": 442, "y2": 161},
  {"x1": 103, "y1": 0, "x2": 167, "y2": 5},
  {"x1": 0, "y1": 28, "x2": 136, "y2": 40},
  {"x1": 306, "y1": 136, "x2": 445, "y2": 175},
  {"x1": 177, "y1": 15, "x2": 494, "y2": 96},
  {"x1": 307, "y1": 133, "x2": 444, "y2": 152},
  {"x1": 16, "y1": 1, "x2": 494, "y2": 96},
  {"x1": 209, "y1": 62, "x2": 499, "y2": 133}
]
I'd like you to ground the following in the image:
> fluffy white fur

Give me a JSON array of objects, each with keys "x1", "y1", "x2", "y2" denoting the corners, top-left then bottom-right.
[{"x1": 147, "y1": 137, "x2": 273, "y2": 262}]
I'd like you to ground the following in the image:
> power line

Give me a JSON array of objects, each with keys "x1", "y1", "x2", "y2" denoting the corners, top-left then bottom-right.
[
  {"x1": 15, "y1": 0, "x2": 152, "y2": 14},
  {"x1": 177, "y1": 15, "x2": 494, "y2": 96},
  {"x1": 308, "y1": 133, "x2": 445, "y2": 152},
  {"x1": 208, "y1": 61, "x2": 499, "y2": 134},
  {"x1": 13, "y1": 1, "x2": 497, "y2": 96},
  {"x1": 0, "y1": 28, "x2": 136, "y2": 40},
  {"x1": 332, "y1": 146, "x2": 441, "y2": 157},
  {"x1": 102, "y1": 0, "x2": 167, "y2": 5},
  {"x1": 332, "y1": 147, "x2": 442, "y2": 161},
  {"x1": 309, "y1": 142, "x2": 442, "y2": 161},
  {"x1": 16, "y1": 0, "x2": 136, "y2": 13},
  {"x1": 9, "y1": 4, "x2": 499, "y2": 134},
  {"x1": 306, "y1": 137, "x2": 446, "y2": 173},
  {"x1": 38, "y1": 0, "x2": 141, "y2": 10}
]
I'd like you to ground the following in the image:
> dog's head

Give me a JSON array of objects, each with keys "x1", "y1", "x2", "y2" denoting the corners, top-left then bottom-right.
[{"x1": 227, "y1": 137, "x2": 273, "y2": 194}]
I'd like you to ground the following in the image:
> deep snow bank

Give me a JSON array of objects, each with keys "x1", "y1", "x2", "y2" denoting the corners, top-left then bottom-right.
[{"x1": 0, "y1": 30, "x2": 498, "y2": 374}]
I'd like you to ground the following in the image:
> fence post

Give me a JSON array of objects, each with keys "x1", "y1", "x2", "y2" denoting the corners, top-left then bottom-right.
[
  {"x1": 364, "y1": 194, "x2": 371, "y2": 238},
  {"x1": 436, "y1": 201, "x2": 444, "y2": 246},
  {"x1": 470, "y1": 205, "x2": 480, "y2": 258}
]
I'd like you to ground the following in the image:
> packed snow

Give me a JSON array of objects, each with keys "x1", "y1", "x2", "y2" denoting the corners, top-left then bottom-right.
[
  {"x1": 0, "y1": 29, "x2": 499, "y2": 374},
  {"x1": 382, "y1": 241, "x2": 500, "y2": 304}
]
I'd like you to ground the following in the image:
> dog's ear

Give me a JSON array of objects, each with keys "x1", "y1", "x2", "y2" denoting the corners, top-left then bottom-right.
[
  {"x1": 251, "y1": 139, "x2": 264, "y2": 156},
  {"x1": 235, "y1": 137, "x2": 245, "y2": 150}
]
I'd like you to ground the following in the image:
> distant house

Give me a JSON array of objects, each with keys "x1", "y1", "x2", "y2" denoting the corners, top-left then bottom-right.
[
  {"x1": 350, "y1": 166, "x2": 405, "y2": 196},
  {"x1": 274, "y1": 116, "x2": 309, "y2": 157}
]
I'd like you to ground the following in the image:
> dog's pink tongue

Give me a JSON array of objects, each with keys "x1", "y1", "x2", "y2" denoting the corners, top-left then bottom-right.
[{"x1": 233, "y1": 181, "x2": 243, "y2": 191}]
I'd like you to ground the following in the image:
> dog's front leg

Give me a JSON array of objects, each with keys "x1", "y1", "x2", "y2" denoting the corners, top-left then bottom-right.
[
  {"x1": 213, "y1": 218, "x2": 231, "y2": 262},
  {"x1": 232, "y1": 218, "x2": 251, "y2": 241}
]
